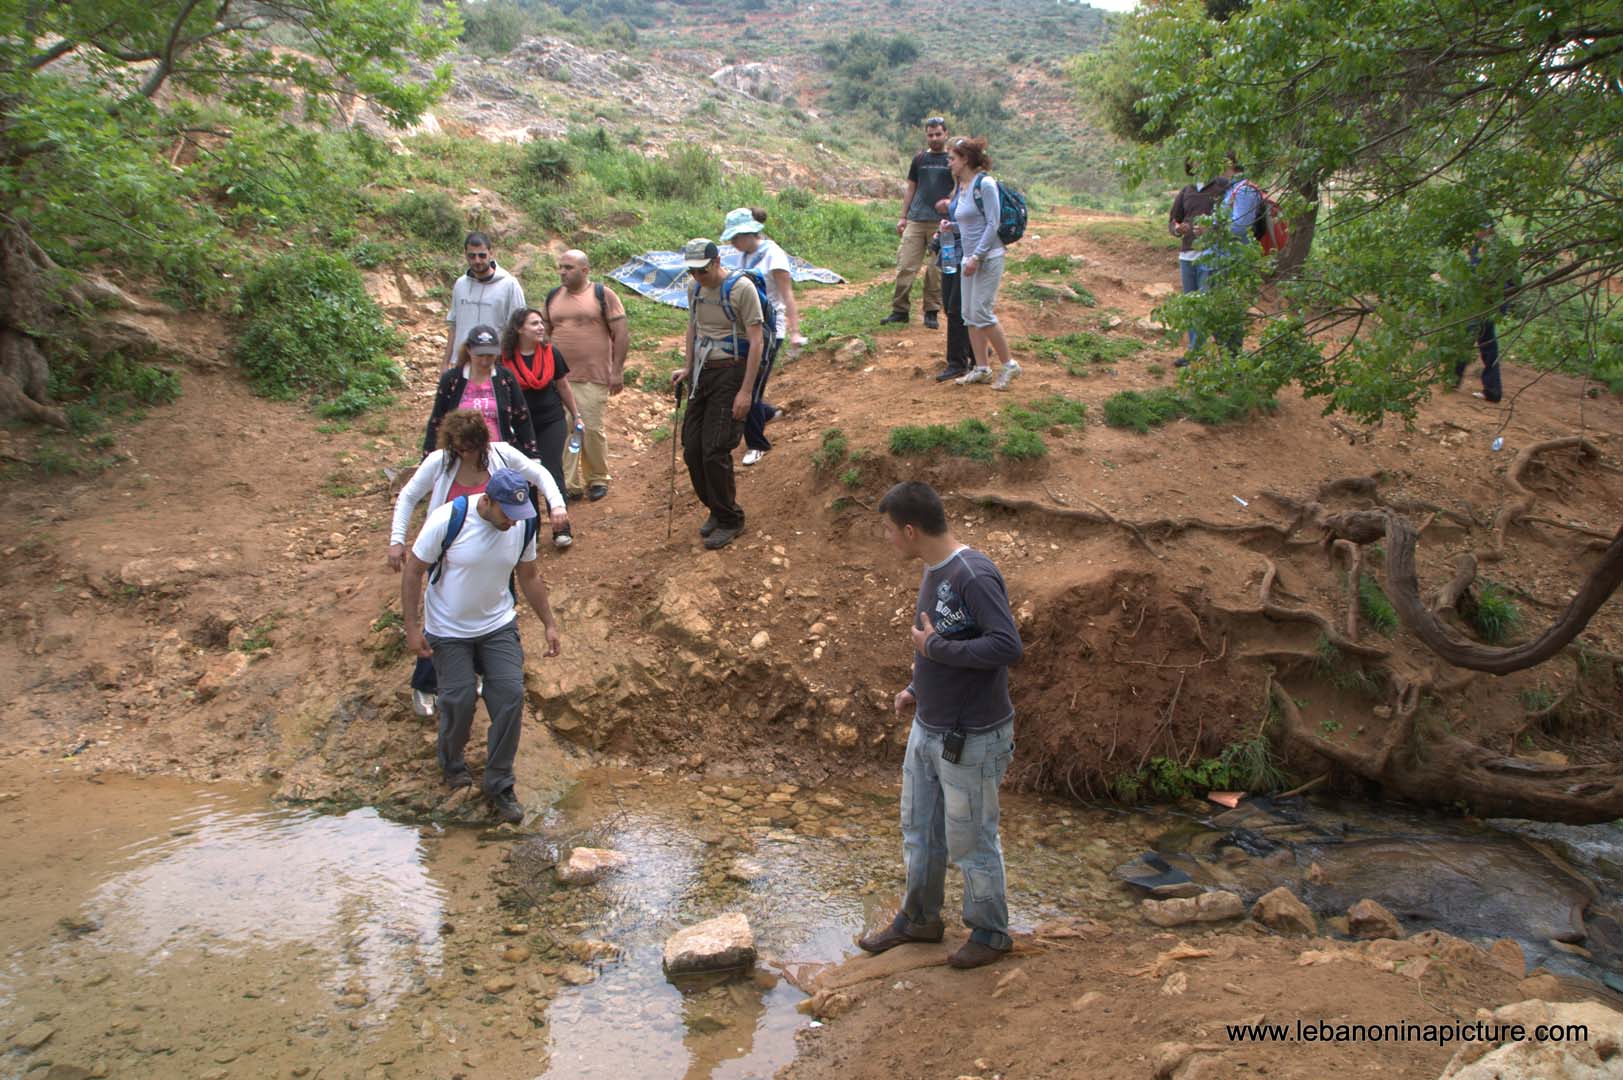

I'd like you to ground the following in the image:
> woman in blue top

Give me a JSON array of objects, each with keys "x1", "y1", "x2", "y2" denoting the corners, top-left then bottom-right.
[{"x1": 947, "y1": 137, "x2": 1019, "y2": 390}]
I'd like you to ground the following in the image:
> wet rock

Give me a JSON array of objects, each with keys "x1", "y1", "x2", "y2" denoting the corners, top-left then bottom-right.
[
  {"x1": 797, "y1": 989, "x2": 853, "y2": 1019},
  {"x1": 1251, "y1": 887, "x2": 1317, "y2": 935},
  {"x1": 568, "y1": 939, "x2": 620, "y2": 963},
  {"x1": 1141, "y1": 890, "x2": 1246, "y2": 928},
  {"x1": 1347, "y1": 899, "x2": 1403, "y2": 940},
  {"x1": 726, "y1": 858, "x2": 765, "y2": 883},
  {"x1": 42, "y1": 1067, "x2": 96, "y2": 1080},
  {"x1": 10, "y1": 1023, "x2": 55, "y2": 1050},
  {"x1": 482, "y1": 976, "x2": 517, "y2": 994},
  {"x1": 556, "y1": 847, "x2": 630, "y2": 885},
  {"x1": 502, "y1": 923, "x2": 528, "y2": 935},
  {"x1": 663, "y1": 912, "x2": 756, "y2": 976},
  {"x1": 558, "y1": 964, "x2": 595, "y2": 986},
  {"x1": 813, "y1": 793, "x2": 844, "y2": 811},
  {"x1": 502, "y1": 945, "x2": 531, "y2": 964},
  {"x1": 1437, "y1": 1000, "x2": 1623, "y2": 1078},
  {"x1": 336, "y1": 993, "x2": 368, "y2": 1008}
]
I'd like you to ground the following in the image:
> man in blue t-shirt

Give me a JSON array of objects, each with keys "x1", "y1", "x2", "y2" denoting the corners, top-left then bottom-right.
[
  {"x1": 859, "y1": 481, "x2": 1024, "y2": 970},
  {"x1": 883, "y1": 118, "x2": 954, "y2": 330}
]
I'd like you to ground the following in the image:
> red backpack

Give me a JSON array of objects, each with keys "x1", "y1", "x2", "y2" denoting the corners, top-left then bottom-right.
[{"x1": 1241, "y1": 180, "x2": 1290, "y2": 255}]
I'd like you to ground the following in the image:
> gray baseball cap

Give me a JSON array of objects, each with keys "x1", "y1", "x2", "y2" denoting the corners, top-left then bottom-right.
[{"x1": 682, "y1": 238, "x2": 719, "y2": 268}]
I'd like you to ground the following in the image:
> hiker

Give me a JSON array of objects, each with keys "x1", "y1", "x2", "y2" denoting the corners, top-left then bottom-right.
[
  {"x1": 1168, "y1": 161, "x2": 1230, "y2": 365},
  {"x1": 545, "y1": 249, "x2": 628, "y2": 503},
  {"x1": 722, "y1": 206, "x2": 800, "y2": 467},
  {"x1": 1456, "y1": 222, "x2": 1506, "y2": 403},
  {"x1": 930, "y1": 197, "x2": 975, "y2": 382},
  {"x1": 390, "y1": 409, "x2": 569, "y2": 715},
  {"x1": 947, "y1": 137, "x2": 1019, "y2": 389},
  {"x1": 400, "y1": 467, "x2": 561, "y2": 824},
  {"x1": 424, "y1": 325, "x2": 539, "y2": 460},
  {"x1": 882, "y1": 117, "x2": 953, "y2": 329},
  {"x1": 672, "y1": 237, "x2": 761, "y2": 551},
  {"x1": 444, "y1": 232, "x2": 527, "y2": 372},
  {"x1": 501, "y1": 307, "x2": 583, "y2": 537},
  {"x1": 859, "y1": 481, "x2": 1023, "y2": 970},
  {"x1": 1211, "y1": 154, "x2": 1261, "y2": 355}
]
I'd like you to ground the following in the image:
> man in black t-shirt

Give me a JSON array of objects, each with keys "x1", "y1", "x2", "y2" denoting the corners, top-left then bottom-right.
[{"x1": 883, "y1": 118, "x2": 954, "y2": 330}]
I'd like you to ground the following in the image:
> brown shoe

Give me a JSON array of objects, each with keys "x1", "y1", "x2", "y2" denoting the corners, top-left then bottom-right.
[
  {"x1": 857, "y1": 920, "x2": 945, "y2": 955},
  {"x1": 947, "y1": 940, "x2": 1008, "y2": 969}
]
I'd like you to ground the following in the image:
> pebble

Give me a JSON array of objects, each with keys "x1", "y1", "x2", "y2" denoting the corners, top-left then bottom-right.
[
  {"x1": 9, "y1": 1023, "x2": 55, "y2": 1050},
  {"x1": 502, "y1": 945, "x2": 531, "y2": 964},
  {"x1": 482, "y1": 976, "x2": 517, "y2": 994}
]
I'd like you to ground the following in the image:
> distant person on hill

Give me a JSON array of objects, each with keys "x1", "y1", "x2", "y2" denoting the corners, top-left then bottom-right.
[
  {"x1": 947, "y1": 137, "x2": 1019, "y2": 389},
  {"x1": 424, "y1": 324, "x2": 539, "y2": 460},
  {"x1": 930, "y1": 196, "x2": 975, "y2": 382},
  {"x1": 882, "y1": 117, "x2": 953, "y2": 329},
  {"x1": 672, "y1": 237, "x2": 761, "y2": 551},
  {"x1": 390, "y1": 409, "x2": 568, "y2": 716},
  {"x1": 859, "y1": 481, "x2": 1023, "y2": 971},
  {"x1": 1456, "y1": 222, "x2": 1507, "y2": 404},
  {"x1": 1213, "y1": 154, "x2": 1261, "y2": 355},
  {"x1": 721, "y1": 206, "x2": 801, "y2": 467},
  {"x1": 400, "y1": 467, "x2": 561, "y2": 825},
  {"x1": 1168, "y1": 160, "x2": 1230, "y2": 366},
  {"x1": 444, "y1": 232, "x2": 527, "y2": 372},
  {"x1": 545, "y1": 249, "x2": 628, "y2": 503},
  {"x1": 501, "y1": 307, "x2": 582, "y2": 545}
]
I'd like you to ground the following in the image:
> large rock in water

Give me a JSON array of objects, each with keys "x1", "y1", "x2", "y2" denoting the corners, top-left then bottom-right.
[
  {"x1": 556, "y1": 847, "x2": 629, "y2": 886},
  {"x1": 1437, "y1": 999, "x2": 1623, "y2": 1079},
  {"x1": 1251, "y1": 886, "x2": 1317, "y2": 935},
  {"x1": 663, "y1": 913, "x2": 756, "y2": 976}
]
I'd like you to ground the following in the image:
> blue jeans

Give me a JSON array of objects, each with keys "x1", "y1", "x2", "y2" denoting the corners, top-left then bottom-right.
[
  {"x1": 1178, "y1": 258, "x2": 1214, "y2": 352},
  {"x1": 895, "y1": 719, "x2": 1015, "y2": 950},
  {"x1": 1457, "y1": 320, "x2": 1503, "y2": 402}
]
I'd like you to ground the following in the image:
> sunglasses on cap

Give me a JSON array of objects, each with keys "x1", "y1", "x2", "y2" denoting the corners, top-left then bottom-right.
[{"x1": 924, "y1": 117, "x2": 946, "y2": 127}]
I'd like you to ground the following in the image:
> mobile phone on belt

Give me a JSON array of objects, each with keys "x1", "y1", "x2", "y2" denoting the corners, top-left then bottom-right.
[{"x1": 942, "y1": 728, "x2": 966, "y2": 764}]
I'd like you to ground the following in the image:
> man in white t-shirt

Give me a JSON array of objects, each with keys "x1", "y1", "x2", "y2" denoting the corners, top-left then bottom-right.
[
  {"x1": 721, "y1": 207, "x2": 806, "y2": 467},
  {"x1": 400, "y1": 468, "x2": 561, "y2": 823}
]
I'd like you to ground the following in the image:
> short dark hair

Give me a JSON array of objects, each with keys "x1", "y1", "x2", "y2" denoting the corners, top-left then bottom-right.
[
  {"x1": 750, "y1": 207, "x2": 768, "y2": 225},
  {"x1": 879, "y1": 481, "x2": 948, "y2": 536},
  {"x1": 464, "y1": 231, "x2": 492, "y2": 250}
]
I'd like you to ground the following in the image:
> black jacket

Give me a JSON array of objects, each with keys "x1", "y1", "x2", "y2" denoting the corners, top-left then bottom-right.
[{"x1": 422, "y1": 364, "x2": 539, "y2": 458}]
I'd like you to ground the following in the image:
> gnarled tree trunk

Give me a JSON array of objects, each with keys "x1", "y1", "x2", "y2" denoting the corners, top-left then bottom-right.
[{"x1": 0, "y1": 222, "x2": 69, "y2": 428}]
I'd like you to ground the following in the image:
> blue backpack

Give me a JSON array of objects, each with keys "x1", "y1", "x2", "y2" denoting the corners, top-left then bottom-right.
[
  {"x1": 429, "y1": 494, "x2": 539, "y2": 601},
  {"x1": 690, "y1": 268, "x2": 778, "y2": 358},
  {"x1": 973, "y1": 174, "x2": 1028, "y2": 245}
]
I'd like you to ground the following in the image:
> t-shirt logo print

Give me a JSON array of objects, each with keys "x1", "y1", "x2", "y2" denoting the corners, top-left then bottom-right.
[{"x1": 934, "y1": 581, "x2": 974, "y2": 636}]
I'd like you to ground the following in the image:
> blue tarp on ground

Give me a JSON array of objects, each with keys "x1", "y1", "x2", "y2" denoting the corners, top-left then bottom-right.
[{"x1": 608, "y1": 249, "x2": 844, "y2": 309}]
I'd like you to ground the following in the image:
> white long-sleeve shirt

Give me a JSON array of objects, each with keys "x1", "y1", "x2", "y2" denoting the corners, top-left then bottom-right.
[{"x1": 390, "y1": 442, "x2": 564, "y2": 546}]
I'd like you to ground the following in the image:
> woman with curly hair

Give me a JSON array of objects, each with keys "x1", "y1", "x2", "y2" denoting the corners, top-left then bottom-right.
[
  {"x1": 946, "y1": 137, "x2": 1019, "y2": 391},
  {"x1": 390, "y1": 409, "x2": 569, "y2": 715}
]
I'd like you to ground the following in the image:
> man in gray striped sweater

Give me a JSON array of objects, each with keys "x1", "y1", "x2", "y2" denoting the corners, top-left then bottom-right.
[{"x1": 860, "y1": 481, "x2": 1024, "y2": 969}]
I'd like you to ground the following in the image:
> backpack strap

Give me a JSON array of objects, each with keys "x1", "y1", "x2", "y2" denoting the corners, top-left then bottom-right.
[
  {"x1": 972, "y1": 173, "x2": 985, "y2": 217},
  {"x1": 545, "y1": 283, "x2": 613, "y2": 335},
  {"x1": 428, "y1": 495, "x2": 470, "y2": 585},
  {"x1": 543, "y1": 285, "x2": 561, "y2": 327}
]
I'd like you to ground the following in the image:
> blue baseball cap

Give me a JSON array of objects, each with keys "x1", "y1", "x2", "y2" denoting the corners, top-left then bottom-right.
[{"x1": 485, "y1": 468, "x2": 536, "y2": 520}]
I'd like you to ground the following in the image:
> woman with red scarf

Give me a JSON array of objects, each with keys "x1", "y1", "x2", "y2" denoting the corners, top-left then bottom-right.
[{"x1": 502, "y1": 307, "x2": 582, "y2": 548}]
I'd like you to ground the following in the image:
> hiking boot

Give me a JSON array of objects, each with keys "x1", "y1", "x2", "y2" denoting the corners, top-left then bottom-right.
[
  {"x1": 955, "y1": 367, "x2": 992, "y2": 386},
  {"x1": 699, "y1": 514, "x2": 720, "y2": 538},
  {"x1": 923, "y1": 311, "x2": 940, "y2": 330},
  {"x1": 936, "y1": 366, "x2": 969, "y2": 383},
  {"x1": 443, "y1": 768, "x2": 472, "y2": 791},
  {"x1": 587, "y1": 484, "x2": 609, "y2": 502},
  {"x1": 1174, "y1": 356, "x2": 1192, "y2": 369},
  {"x1": 857, "y1": 919, "x2": 945, "y2": 955},
  {"x1": 412, "y1": 689, "x2": 437, "y2": 718},
  {"x1": 991, "y1": 361, "x2": 1022, "y2": 391},
  {"x1": 488, "y1": 786, "x2": 524, "y2": 825},
  {"x1": 742, "y1": 448, "x2": 767, "y2": 466},
  {"x1": 552, "y1": 522, "x2": 573, "y2": 549},
  {"x1": 879, "y1": 312, "x2": 909, "y2": 326},
  {"x1": 948, "y1": 940, "x2": 1009, "y2": 970},
  {"x1": 703, "y1": 523, "x2": 743, "y2": 550}
]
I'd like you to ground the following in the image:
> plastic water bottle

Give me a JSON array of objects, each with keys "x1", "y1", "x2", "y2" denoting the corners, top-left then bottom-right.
[
  {"x1": 1491, "y1": 436, "x2": 1504, "y2": 452},
  {"x1": 568, "y1": 419, "x2": 584, "y2": 454},
  {"x1": 941, "y1": 234, "x2": 959, "y2": 275}
]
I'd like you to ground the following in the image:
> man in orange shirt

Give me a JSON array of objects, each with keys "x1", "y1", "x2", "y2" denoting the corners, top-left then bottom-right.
[{"x1": 545, "y1": 249, "x2": 630, "y2": 502}]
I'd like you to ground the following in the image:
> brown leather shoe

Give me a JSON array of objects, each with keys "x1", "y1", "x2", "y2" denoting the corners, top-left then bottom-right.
[
  {"x1": 857, "y1": 920, "x2": 945, "y2": 955},
  {"x1": 947, "y1": 940, "x2": 1008, "y2": 969}
]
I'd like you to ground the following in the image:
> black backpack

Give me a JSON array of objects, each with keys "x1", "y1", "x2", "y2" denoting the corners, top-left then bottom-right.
[{"x1": 544, "y1": 282, "x2": 613, "y2": 333}]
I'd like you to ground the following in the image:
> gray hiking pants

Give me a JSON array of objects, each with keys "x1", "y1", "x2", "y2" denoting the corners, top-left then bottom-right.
[{"x1": 428, "y1": 620, "x2": 525, "y2": 796}]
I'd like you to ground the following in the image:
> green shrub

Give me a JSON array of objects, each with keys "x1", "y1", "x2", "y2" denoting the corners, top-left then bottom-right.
[
  {"x1": 1358, "y1": 574, "x2": 1399, "y2": 635},
  {"x1": 1008, "y1": 253, "x2": 1074, "y2": 275},
  {"x1": 1471, "y1": 582, "x2": 1522, "y2": 643},
  {"x1": 999, "y1": 427, "x2": 1048, "y2": 460},
  {"x1": 812, "y1": 428, "x2": 850, "y2": 470},
  {"x1": 521, "y1": 139, "x2": 574, "y2": 190},
  {"x1": 388, "y1": 190, "x2": 465, "y2": 245},
  {"x1": 888, "y1": 419, "x2": 996, "y2": 462},
  {"x1": 1101, "y1": 388, "x2": 1186, "y2": 432},
  {"x1": 234, "y1": 251, "x2": 405, "y2": 417},
  {"x1": 1004, "y1": 394, "x2": 1087, "y2": 432},
  {"x1": 1026, "y1": 332, "x2": 1141, "y2": 374},
  {"x1": 51, "y1": 352, "x2": 182, "y2": 434},
  {"x1": 839, "y1": 466, "x2": 864, "y2": 488}
]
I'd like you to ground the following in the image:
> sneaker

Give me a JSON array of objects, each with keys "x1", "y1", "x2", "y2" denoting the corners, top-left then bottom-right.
[
  {"x1": 552, "y1": 522, "x2": 573, "y2": 549},
  {"x1": 443, "y1": 769, "x2": 472, "y2": 791},
  {"x1": 488, "y1": 786, "x2": 524, "y2": 825},
  {"x1": 1472, "y1": 391, "x2": 1502, "y2": 402},
  {"x1": 742, "y1": 448, "x2": 766, "y2": 466},
  {"x1": 699, "y1": 514, "x2": 720, "y2": 538},
  {"x1": 857, "y1": 919, "x2": 945, "y2": 955},
  {"x1": 935, "y1": 366, "x2": 969, "y2": 383},
  {"x1": 955, "y1": 367, "x2": 992, "y2": 386},
  {"x1": 1174, "y1": 356, "x2": 1191, "y2": 369},
  {"x1": 923, "y1": 311, "x2": 940, "y2": 330},
  {"x1": 412, "y1": 689, "x2": 437, "y2": 718},
  {"x1": 587, "y1": 484, "x2": 609, "y2": 502},
  {"x1": 947, "y1": 940, "x2": 1009, "y2": 970},
  {"x1": 767, "y1": 406, "x2": 785, "y2": 423},
  {"x1": 991, "y1": 361, "x2": 1022, "y2": 391},
  {"x1": 703, "y1": 523, "x2": 743, "y2": 550},
  {"x1": 879, "y1": 312, "x2": 909, "y2": 325},
  {"x1": 475, "y1": 675, "x2": 484, "y2": 699}
]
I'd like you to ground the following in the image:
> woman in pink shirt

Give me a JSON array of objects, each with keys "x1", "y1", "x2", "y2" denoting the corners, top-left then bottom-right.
[{"x1": 422, "y1": 324, "x2": 538, "y2": 458}]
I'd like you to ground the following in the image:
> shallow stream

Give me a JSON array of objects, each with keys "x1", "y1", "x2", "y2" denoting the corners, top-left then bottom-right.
[{"x1": 3, "y1": 762, "x2": 1620, "y2": 1079}]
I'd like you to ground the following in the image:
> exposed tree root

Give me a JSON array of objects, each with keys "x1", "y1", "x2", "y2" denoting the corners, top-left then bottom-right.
[
  {"x1": 1209, "y1": 555, "x2": 1390, "y2": 660},
  {"x1": 1483, "y1": 437, "x2": 1602, "y2": 562},
  {"x1": 951, "y1": 491, "x2": 1293, "y2": 557}
]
